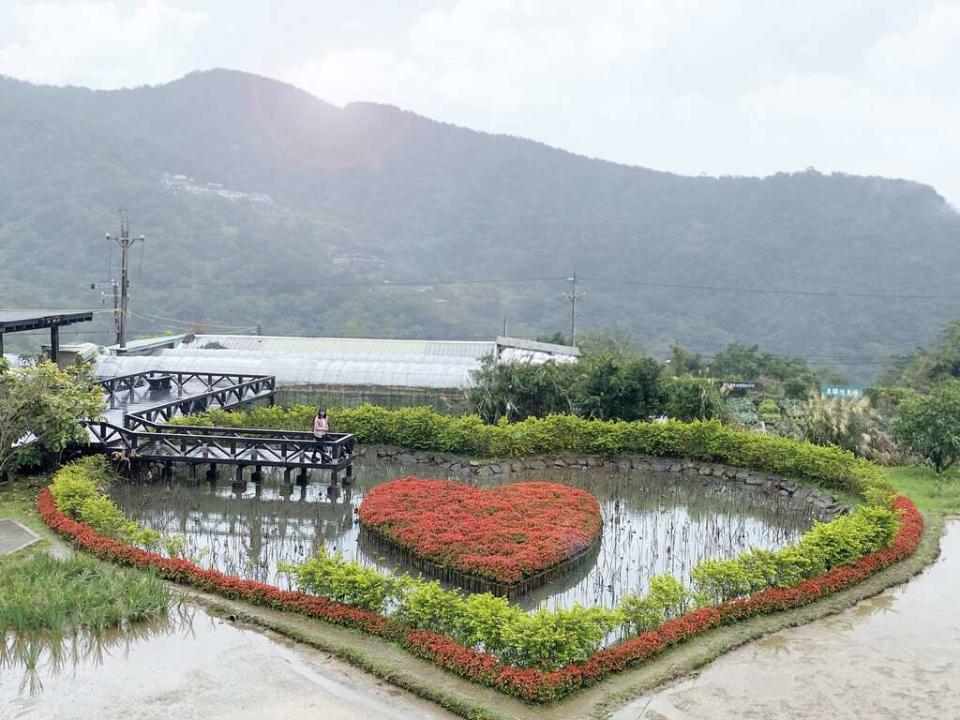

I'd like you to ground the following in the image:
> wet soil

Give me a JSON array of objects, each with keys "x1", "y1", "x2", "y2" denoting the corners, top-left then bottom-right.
[
  {"x1": 611, "y1": 519, "x2": 960, "y2": 720},
  {"x1": 1, "y1": 604, "x2": 456, "y2": 720}
]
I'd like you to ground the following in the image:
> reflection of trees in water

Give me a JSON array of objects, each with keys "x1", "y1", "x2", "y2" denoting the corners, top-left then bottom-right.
[
  {"x1": 1, "y1": 603, "x2": 198, "y2": 695},
  {"x1": 112, "y1": 462, "x2": 817, "y2": 611}
]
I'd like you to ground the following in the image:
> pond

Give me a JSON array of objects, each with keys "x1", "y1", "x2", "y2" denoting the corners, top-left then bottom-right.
[{"x1": 112, "y1": 460, "x2": 818, "y2": 611}]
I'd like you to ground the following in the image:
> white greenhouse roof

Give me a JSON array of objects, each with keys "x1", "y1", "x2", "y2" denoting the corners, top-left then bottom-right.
[{"x1": 95, "y1": 334, "x2": 578, "y2": 390}]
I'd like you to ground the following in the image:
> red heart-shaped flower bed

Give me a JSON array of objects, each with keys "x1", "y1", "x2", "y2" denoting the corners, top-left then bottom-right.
[{"x1": 357, "y1": 477, "x2": 602, "y2": 585}]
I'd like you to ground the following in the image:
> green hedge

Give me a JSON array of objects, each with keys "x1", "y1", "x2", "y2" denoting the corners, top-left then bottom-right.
[
  {"x1": 282, "y1": 550, "x2": 622, "y2": 670},
  {"x1": 50, "y1": 457, "x2": 166, "y2": 552},
  {"x1": 172, "y1": 404, "x2": 892, "y2": 500}
]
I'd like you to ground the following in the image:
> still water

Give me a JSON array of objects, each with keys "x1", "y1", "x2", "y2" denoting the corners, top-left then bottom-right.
[{"x1": 112, "y1": 460, "x2": 816, "y2": 611}]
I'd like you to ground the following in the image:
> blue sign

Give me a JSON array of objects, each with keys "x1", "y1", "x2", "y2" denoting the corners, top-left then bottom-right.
[{"x1": 820, "y1": 386, "x2": 864, "y2": 399}]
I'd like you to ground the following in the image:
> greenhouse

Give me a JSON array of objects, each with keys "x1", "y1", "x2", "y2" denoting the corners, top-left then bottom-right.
[{"x1": 93, "y1": 334, "x2": 579, "y2": 409}]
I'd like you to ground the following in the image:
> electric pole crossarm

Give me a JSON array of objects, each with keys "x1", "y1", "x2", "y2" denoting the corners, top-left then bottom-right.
[{"x1": 105, "y1": 212, "x2": 145, "y2": 349}]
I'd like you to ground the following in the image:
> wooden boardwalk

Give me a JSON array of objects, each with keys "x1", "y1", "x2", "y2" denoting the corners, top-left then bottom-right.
[{"x1": 87, "y1": 371, "x2": 355, "y2": 482}]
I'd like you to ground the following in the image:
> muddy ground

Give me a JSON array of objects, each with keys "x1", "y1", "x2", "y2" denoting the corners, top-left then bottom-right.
[
  {"x1": 2, "y1": 608, "x2": 456, "y2": 720},
  {"x1": 612, "y1": 519, "x2": 960, "y2": 720}
]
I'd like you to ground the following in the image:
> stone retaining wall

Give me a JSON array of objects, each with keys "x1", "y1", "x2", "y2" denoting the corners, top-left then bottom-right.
[{"x1": 360, "y1": 445, "x2": 847, "y2": 521}]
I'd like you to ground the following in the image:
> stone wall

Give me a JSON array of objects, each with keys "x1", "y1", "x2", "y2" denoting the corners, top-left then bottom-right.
[{"x1": 361, "y1": 445, "x2": 847, "y2": 521}]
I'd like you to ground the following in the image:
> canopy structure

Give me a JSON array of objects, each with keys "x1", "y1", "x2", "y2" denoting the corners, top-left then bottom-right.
[{"x1": 0, "y1": 309, "x2": 94, "y2": 363}]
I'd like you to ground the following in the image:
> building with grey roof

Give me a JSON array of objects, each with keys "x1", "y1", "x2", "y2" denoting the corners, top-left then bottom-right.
[{"x1": 95, "y1": 334, "x2": 579, "y2": 410}]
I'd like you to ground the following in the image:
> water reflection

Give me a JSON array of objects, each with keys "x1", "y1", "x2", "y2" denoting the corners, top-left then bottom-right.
[
  {"x1": 112, "y1": 461, "x2": 816, "y2": 611},
  {"x1": 1, "y1": 603, "x2": 198, "y2": 696}
]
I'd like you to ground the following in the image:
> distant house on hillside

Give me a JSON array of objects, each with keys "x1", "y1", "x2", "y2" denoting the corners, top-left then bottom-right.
[{"x1": 95, "y1": 334, "x2": 579, "y2": 412}]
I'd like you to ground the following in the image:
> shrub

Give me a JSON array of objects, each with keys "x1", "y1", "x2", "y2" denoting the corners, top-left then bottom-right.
[
  {"x1": 797, "y1": 505, "x2": 898, "y2": 571},
  {"x1": 758, "y1": 398, "x2": 781, "y2": 422},
  {"x1": 50, "y1": 460, "x2": 166, "y2": 552},
  {"x1": 619, "y1": 574, "x2": 691, "y2": 633},
  {"x1": 455, "y1": 592, "x2": 524, "y2": 655},
  {"x1": 174, "y1": 406, "x2": 894, "y2": 501},
  {"x1": 280, "y1": 546, "x2": 410, "y2": 613},
  {"x1": 394, "y1": 580, "x2": 465, "y2": 634},
  {"x1": 662, "y1": 377, "x2": 726, "y2": 422},
  {"x1": 497, "y1": 605, "x2": 622, "y2": 670},
  {"x1": 77, "y1": 495, "x2": 129, "y2": 538},
  {"x1": 690, "y1": 504, "x2": 899, "y2": 603},
  {"x1": 48, "y1": 456, "x2": 111, "y2": 516},
  {"x1": 691, "y1": 558, "x2": 755, "y2": 604}
]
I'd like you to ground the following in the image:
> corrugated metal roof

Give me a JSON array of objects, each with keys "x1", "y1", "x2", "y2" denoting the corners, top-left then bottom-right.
[
  {"x1": 95, "y1": 353, "x2": 477, "y2": 389},
  {"x1": 185, "y1": 335, "x2": 497, "y2": 359},
  {"x1": 94, "y1": 334, "x2": 579, "y2": 390}
]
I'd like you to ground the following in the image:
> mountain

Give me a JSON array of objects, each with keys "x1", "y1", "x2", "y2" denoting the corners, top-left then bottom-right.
[{"x1": 1, "y1": 68, "x2": 959, "y2": 381}]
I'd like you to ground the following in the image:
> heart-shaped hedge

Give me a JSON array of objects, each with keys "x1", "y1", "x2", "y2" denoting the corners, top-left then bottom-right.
[{"x1": 357, "y1": 477, "x2": 602, "y2": 585}]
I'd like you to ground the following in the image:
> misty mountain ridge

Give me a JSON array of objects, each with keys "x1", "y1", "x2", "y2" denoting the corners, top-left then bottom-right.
[{"x1": 1, "y1": 68, "x2": 958, "y2": 381}]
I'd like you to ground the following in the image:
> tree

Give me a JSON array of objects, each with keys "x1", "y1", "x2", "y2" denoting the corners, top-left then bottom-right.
[
  {"x1": 881, "y1": 318, "x2": 960, "y2": 390},
  {"x1": 709, "y1": 343, "x2": 818, "y2": 398},
  {"x1": 535, "y1": 332, "x2": 568, "y2": 346},
  {"x1": 468, "y1": 357, "x2": 577, "y2": 423},
  {"x1": 663, "y1": 377, "x2": 727, "y2": 422},
  {"x1": 669, "y1": 342, "x2": 703, "y2": 377},
  {"x1": 894, "y1": 381, "x2": 960, "y2": 474},
  {"x1": 578, "y1": 354, "x2": 665, "y2": 421},
  {"x1": 0, "y1": 360, "x2": 105, "y2": 480}
]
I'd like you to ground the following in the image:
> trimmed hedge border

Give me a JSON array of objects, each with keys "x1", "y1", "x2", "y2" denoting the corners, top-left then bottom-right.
[
  {"x1": 37, "y1": 485, "x2": 922, "y2": 703},
  {"x1": 172, "y1": 408, "x2": 890, "y2": 500}
]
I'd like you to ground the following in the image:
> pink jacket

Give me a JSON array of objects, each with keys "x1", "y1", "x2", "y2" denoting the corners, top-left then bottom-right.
[{"x1": 313, "y1": 416, "x2": 328, "y2": 438}]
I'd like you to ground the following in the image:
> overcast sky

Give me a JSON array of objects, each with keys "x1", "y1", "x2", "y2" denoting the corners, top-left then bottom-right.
[{"x1": 1, "y1": 0, "x2": 958, "y2": 206}]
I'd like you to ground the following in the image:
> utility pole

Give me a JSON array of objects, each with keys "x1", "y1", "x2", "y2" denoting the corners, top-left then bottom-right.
[
  {"x1": 564, "y1": 270, "x2": 585, "y2": 346},
  {"x1": 90, "y1": 278, "x2": 121, "y2": 344},
  {"x1": 106, "y1": 212, "x2": 145, "y2": 349}
]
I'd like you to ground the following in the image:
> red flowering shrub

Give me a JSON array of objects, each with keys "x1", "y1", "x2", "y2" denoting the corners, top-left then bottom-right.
[
  {"x1": 38, "y1": 484, "x2": 922, "y2": 704},
  {"x1": 357, "y1": 478, "x2": 602, "y2": 584}
]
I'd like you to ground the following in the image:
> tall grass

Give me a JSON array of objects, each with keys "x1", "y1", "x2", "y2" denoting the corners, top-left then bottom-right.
[{"x1": 0, "y1": 553, "x2": 170, "y2": 638}]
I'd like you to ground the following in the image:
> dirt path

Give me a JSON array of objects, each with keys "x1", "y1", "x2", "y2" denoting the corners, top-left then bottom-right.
[{"x1": 611, "y1": 519, "x2": 960, "y2": 720}]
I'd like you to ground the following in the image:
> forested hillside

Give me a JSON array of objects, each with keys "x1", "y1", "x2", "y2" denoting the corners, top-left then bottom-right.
[{"x1": 1, "y1": 68, "x2": 958, "y2": 380}]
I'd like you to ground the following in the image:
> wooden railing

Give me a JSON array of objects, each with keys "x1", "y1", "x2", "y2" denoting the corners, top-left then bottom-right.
[{"x1": 87, "y1": 370, "x2": 353, "y2": 472}]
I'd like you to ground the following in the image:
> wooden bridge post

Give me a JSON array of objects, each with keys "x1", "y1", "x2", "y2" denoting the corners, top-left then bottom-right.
[
  {"x1": 231, "y1": 465, "x2": 246, "y2": 496},
  {"x1": 206, "y1": 463, "x2": 217, "y2": 481},
  {"x1": 297, "y1": 468, "x2": 308, "y2": 486},
  {"x1": 252, "y1": 465, "x2": 263, "y2": 484}
]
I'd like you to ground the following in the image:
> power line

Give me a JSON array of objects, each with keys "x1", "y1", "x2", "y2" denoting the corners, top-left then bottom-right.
[
  {"x1": 127, "y1": 310, "x2": 258, "y2": 332},
  {"x1": 141, "y1": 276, "x2": 570, "y2": 290},
  {"x1": 579, "y1": 276, "x2": 960, "y2": 302},
  {"x1": 22, "y1": 273, "x2": 960, "y2": 303}
]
